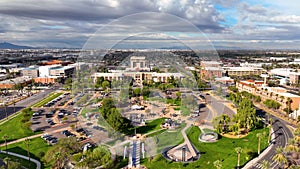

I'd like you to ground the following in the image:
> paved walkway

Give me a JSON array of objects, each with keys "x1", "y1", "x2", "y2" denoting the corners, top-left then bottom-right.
[{"x1": 0, "y1": 150, "x2": 41, "y2": 169}]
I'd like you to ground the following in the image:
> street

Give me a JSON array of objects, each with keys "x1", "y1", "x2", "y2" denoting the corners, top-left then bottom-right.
[{"x1": 0, "y1": 89, "x2": 54, "y2": 120}]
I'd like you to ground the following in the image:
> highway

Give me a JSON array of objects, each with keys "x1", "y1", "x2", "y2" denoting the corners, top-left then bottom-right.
[
  {"x1": 0, "y1": 89, "x2": 54, "y2": 120},
  {"x1": 251, "y1": 108, "x2": 294, "y2": 169}
]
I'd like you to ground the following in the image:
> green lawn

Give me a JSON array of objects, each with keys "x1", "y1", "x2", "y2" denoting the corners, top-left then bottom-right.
[
  {"x1": 141, "y1": 126, "x2": 269, "y2": 169},
  {"x1": 0, "y1": 153, "x2": 36, "y2": 169},
  {"x1": 2, "y1": 137, "x2": 52, "y2": 169},
  {"x1": 136, "y1": 118, "x2": 166, "y2": 134},
  {"x1": 0, "y1": 112, "x2": 36, "y2": 143},
  {"x1": 152, "y1": 123, "x2": 186, "y2": 153},
  {"x1": 32, "y1": 92, "x2": 63, "y2": 107}
]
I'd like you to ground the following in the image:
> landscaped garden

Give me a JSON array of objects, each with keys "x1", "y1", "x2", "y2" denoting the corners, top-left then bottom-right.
[
  {"x1": 3, "y1": 137, "x2": 52, "y2": 169},
  {"x1": 0, "y1": 108, "x2": 36, "y2": 143},
  {"x1": 141, "y1": 126, "x2": 269, "y2": 169}
]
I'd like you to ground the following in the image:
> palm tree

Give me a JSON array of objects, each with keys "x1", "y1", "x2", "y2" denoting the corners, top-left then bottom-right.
[
  {"x1": 24, "y1": 138, "x2": 31, "y2": 163},
  {"x1": 272, "y1": 146, "x2": 288, "y2": 167},
  {"x1": 286, "y1": 97, "x2": 293, "y2": 118},
  {"x1": 257, "y1": 133, "x2": 263, "y2": 155},
  {"x1": 2, "y1": 134, "x2": 8, "y2": 168},
  {"x1": 235, "y1": 147, "x2": 243, "y2": 169},
  {"x1": 213, "y1": 160, "x2": 222, "y2": 169},
  {"x1": 285, "y1": 139, "x2": 299, "y2": 153},
  {"x1": 260, "y1": 160, "x2": 271, "y2": 169}
]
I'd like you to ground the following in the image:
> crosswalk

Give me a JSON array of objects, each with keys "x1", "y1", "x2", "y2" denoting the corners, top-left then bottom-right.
[{"x1": 129, "y1": 140, "x2": 141, "y2": 168}]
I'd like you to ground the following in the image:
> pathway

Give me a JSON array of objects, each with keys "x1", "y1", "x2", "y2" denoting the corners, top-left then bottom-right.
[
  {"x1": 0, "y1": 150, "x2": 41, "y2": 169},
  {"x1": 167, "y1": 124, "x2": 197, "y2": 160}
]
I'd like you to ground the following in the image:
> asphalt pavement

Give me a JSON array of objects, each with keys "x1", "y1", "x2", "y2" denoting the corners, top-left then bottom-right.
[
  {"x1": 251, "y1": 109, "x2": 294, "y2": 169},
  {"x1": 0, "y1": 89, "x2": 54, "y2": 120}
]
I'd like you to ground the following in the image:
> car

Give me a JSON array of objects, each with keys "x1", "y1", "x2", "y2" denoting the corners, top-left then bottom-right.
[
  {"x1": 46, "y1": 118, "x2": 52, "y2": 123},
  {"x1": 41, "y1": 133, "x2": 50, "y2": 139},
  {"x1": 77, "y1": 137, "x2": 86, "y2": 141},
  {"x1": 49, "y1": 121, "x2": 56, "y2": 125},
  {"x1": 61, "y1": 130, "x2": 69, "y2": 135},
  {"x1": 58, "y1": 113, "x2": 64, "y2": 118},
  {"x1": 76, "y1": 128, "x2": 84, "y2": 133},
  {"x1": 50, "y1": 139, "x2": 58, "y2": 144},
  {"x1": 33, "y1": 112, "x2": 40, "y2": 116}
]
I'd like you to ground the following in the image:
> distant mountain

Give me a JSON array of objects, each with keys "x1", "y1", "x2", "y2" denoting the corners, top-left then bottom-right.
[{"x1": 0, "y1": 42, "x2": 33, "y2": 49}]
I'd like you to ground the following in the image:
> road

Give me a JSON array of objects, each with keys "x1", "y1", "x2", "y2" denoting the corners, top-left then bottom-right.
[
  {"x1": 204, "y1": 94, "x2": 236, "y2": 118},
  {"x1": 0, "y1": 89, "x2": 54, "y2": 120},
  {"x1": 251, "y1": 108, "x2": 294, "y2": 169}
]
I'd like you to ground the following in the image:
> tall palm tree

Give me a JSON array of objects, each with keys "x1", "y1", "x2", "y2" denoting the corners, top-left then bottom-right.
[
  {"x1": 24, "y1": 138, "x2": 31, "y2": 163},
  {"x1": 235, "y1": 147, "x2": 243, "y2": 169},
  {"x1": 213, "y1": 160, "x2": 222, "y2": 169},
  {"x1": 272, "y1": 146, "x2": 288, "y2": 167},
  {"x1": 286, "y1": 97, "x2": 293, "y2": 118},
  {"x1": 2, "y1": 134, "x2": 8, "y2": 168},
  {"x1": 260, "y1": 160, "x2": 271, "y2": 169},
  {"x1": 257, "y1": 133, "x2": 263, "y2": 155}
]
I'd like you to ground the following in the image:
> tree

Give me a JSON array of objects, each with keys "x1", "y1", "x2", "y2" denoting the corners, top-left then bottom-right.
[
  {"x1": 75, "y1": 146, "x2": 113, "y2": 168},
  {"x1": 213, "y1": 160, "x2": 222, "y2": 169},
  {"x1": 235, "y1": 147, "x2": 243, "y2": 169},
  {"x1": 24, "y1": 138, "x2": 31, "y2": 163},
  {"x1": 102, "y1": 80, "x2": 111, "y2": 91},
  {"x1": 272, "y1": 146, "x2": 288, "y2": 167},
  {"x1": 133, "y1": 88, "x2": 141, "y2": 97},
  {"x1": 286, "y1": 97, "x2": 293, "y2": 118},
  {"x1": 260, "y1": 160, "x2": 271, "y2": 169},
  {"x1": 256, "y1": 133, "x2": 263, "y2": 155},
  {"x1": 3, "y1": 134, "x2": 8, "y2": 161},
  {"x1": 45, "y1": 137, "x2": 81, "y2": 168}
]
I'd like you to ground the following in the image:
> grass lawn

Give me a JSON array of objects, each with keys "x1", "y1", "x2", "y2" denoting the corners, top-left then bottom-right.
[
  {"x1": 141, "y1": 126, "x2": 269, "y2": 169},
  {"x1": 152, "y1": 123, "x2": 186, "y2": 153},
  {"x1": 0, "y1": 153, "x2": 36, "y2": 169},
  {"x1": 0, "y1": 112, "x2": 36, "y2": 143},
  {"x1": 136, "y1": 118, "x2": 166, "y2": 134},
  {"x1": 3, "y1": 137, "x2": 52, "y2": 169},
  {"x1": 32, "y1": 92, "x2": 63, "y2": 107}
]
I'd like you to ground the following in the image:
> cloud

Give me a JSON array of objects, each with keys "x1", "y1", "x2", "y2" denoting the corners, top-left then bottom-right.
[{"x1": 0, "y1": 0, "x2": 299, "y2": 49}]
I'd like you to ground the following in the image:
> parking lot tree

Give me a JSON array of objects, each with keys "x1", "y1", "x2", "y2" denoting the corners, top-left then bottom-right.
[
  {"x1": 45, "y1": 137, "x2": 81, "y2": 169},
  {"x1": 95, "y1": 77, "x2": 104, "y2": 89}
]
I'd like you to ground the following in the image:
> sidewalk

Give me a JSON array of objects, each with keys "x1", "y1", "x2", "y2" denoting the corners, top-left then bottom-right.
[{"x1": 0, "y1": 150, "x2": 41, "y2": 169}]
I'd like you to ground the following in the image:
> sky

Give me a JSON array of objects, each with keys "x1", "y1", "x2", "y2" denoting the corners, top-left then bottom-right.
[{"x1": 0, "y1": 0, "x2": 300, "y2": 49}]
